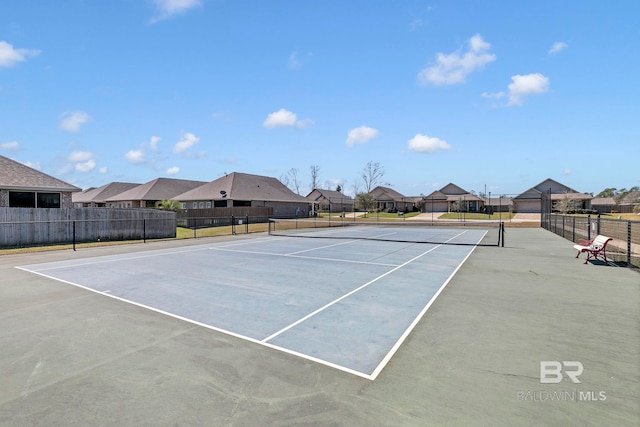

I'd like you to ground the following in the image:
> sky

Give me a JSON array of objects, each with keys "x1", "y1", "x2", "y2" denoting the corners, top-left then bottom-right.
[{"x1": 1, "y1": 0, "x2": 638, "y2": 198}]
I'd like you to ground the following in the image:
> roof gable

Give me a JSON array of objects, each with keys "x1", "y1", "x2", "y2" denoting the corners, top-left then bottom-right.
[
  {"x1": 0, "y1": 155, "x2": 81, "y2": 192},
  {"x1": 370, "y1": 186, "x2": 405, "y2": 200},
  {"x1": 174, "y1": 172, "x2": 309, "y2": 203},
  {"x1": 105, "y1": 178, "x2": 207, "y2": 201},
  {"x1": 515, "y1": 178, "x2": 581, "y2": 199},
  {"x1": 306, "y1": 188, "x2": 354, "y2": 203},
  {"x1": 73, "y1": 182, "x2": 140, "y2": 203},
  {"x1": 439, "y1": 183, "x2": 468, "y2": 195}
]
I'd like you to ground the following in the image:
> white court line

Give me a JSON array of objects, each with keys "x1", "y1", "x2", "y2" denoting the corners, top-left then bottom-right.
[
  {"x1": 284, "y1": 231, "x2": 398, "y2": 256},
  {"x1": 208, "y1": 246, "x2": 399, "y2": 268},
  {"x1": 19, "y1": 236, "x2": 284, "y2": 273},
  {"x1": 15, "y1": 265, "x2": 374, "y2": 380},
  {"x1": 368, "y1": 229, "x2": 487, "y2": 380},
  {"x1": 15, "y1": 228, "x2": 485, "y2": 381},
  {"x1": 261, "y1": 230, "x2": 470, "y2": 344}
]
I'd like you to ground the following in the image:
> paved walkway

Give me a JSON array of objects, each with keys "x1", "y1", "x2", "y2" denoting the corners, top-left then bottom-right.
[{"x1": 1, "y1": 229, "x2": 638, "y2": 426}]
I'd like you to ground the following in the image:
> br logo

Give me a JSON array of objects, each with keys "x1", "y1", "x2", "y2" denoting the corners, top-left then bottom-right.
[{"x1": 540, "y1": 361, "x2": 584, "y2": 384}]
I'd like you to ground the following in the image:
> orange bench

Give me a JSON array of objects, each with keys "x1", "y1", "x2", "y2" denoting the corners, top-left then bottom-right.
[{"x1": 573, "y1": 235, "x2": 612, "y2": 264}]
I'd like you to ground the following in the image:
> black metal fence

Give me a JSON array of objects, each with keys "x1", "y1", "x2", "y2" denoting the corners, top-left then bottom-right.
[{"x1": 542, "y1": 213, "x2": 640, "y2": 267}]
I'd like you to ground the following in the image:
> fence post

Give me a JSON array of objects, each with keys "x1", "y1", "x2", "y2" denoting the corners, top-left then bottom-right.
[
  {"x1": 143, "y1": 219, "x2": 146, "y2": 243},
  {"x1": 73, "y1": 220, "x2": 76, "y2": 251},
  {"x1": 587, "y1": 215, "x2": 591, "y2": 241},
  {"x1": 596, "y1": 214, "x2": 601, "y2": 235},
  {"x1": 628, "y1": 221, "x2": 632, "y2": 265},
  {"x1": 562, "y1": 215, "x2": 565, "y2": 238},
  {"x1": 572, "y1": 216, "x2": 576, "y2": 242},
  {"x1": 245, "y1": 215, "x2": 249, "y2": 234},
  {"x1": 231, "y1": 215, "x2": 236, "y2": 235}
]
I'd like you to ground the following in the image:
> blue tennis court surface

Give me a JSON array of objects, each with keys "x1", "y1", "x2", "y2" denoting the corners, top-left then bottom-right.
[{"x1": 17, "y1": 227, "x2": 488, "y2": 380}]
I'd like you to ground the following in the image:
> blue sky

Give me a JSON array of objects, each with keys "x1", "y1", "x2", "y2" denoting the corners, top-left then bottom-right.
[{"x1": 1, "y1": 0, "x2": 638, "y2": 197}]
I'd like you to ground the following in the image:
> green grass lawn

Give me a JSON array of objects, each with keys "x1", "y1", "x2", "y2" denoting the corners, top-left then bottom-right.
[{"x1": 437, "y1": 212, "x2": 516, "y2": 220}]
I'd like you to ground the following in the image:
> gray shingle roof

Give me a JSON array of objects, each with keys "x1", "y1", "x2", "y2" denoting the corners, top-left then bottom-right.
[
  {"x1": 105, "y1": 178, "x2": 208, "y2": 202},
  {"x1": 306, "y1": 189, "x2": 354, "y2": 203},
  {"x1": 0, "y1": 155, "x2": 81, "y2": 192},
  {"x1": 174, "y1": 172, "x2": 309, "y2": 203},
  {"x1": 73, "y1": 182, "x2": 140, "y2": 203}
]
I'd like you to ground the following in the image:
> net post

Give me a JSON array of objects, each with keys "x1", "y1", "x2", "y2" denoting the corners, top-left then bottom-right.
[{"x1": 500, "y1": 221, "x2": 505, "y2": 247}]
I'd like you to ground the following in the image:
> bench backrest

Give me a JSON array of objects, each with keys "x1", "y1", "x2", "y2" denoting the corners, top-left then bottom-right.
[{"x1": 590, "y1": 235, "x2": 612, "y2": 250}]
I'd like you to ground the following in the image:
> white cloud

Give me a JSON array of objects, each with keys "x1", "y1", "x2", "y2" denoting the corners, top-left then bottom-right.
[
  {"x1": 173, "y1": 132, "x2": 200, "y2": 153},
  {"x1": 125, "y1": 149, "x2": 145, "y2": 164},
  {"x1": 75, "y1": 159, "x2": 96, "y2": 172},
  {"x1": 549, "y1": 42, "x2": 568, "y2": 55},
  {"x1": 24, "y1": 161, "x2": 41, "y2": 170},
  {"x1": 346, "y1": 126, "x2": 379, "y2": 146},
  {"x1": 418, "y1": 34, "x2": 496, "y2": 86},
  {"x1": 0, "y1": 141, "x2": 19, "y2": 150},
  {"x1": 408, "y1": 134, "x2": 451, "y2": 153},
  {"x1": 507, "y1": 73, "x2": 550, "y2": 105},
  {"x1": 99, "y1": 167, "x2": 108, "y2": 174},
  {"x1": 166, "y1": 166, "x2": 180, "y2": 175},
  {"x1": 149, "y1": 136, "x2": 161, "y2": 150},
  {"x1": 150, "y1": 0, "x2": 202, "y2": 23},
  {"x1": 68, "y1": 150, "x2": 94, "y2": 162},
  {"x1": 263, "y1": 109, "x2": 297, "y2": 128},
  {"x1": 288, "y1": 51, "x2": 301, "y2": 69},
  {"x1": 59, "y1": 111, "x2": 90, "y2": 132},
  {"x1": 67, "y1": 150, "x2": 97, "y2": 172},
  {"x1": 0, "y1": 40, "x2": 40, "y2": 68},
  {"x1": 481, "y1": 91, "x2": 505, "y2": 99}
]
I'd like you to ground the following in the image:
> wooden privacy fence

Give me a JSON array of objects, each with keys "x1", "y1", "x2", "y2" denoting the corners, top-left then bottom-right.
[{"x1": 0, "y1": 208, "x2": 176, "y2": 248}]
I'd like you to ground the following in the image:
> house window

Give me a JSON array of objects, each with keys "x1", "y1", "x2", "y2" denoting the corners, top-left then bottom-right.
[
  {"x1": 192, "y1": 202, "x2": 198, "y2": 209},
  {"x1": 181, "y1": 203, "x2": 186, "y2": 209},
  {"x1": 205, "y1": 201, "x2": 211, "y2": 208},
  {"x1": 199, "y1": 202, "x2": 205, "y2": 209},
  {"x1": 214, "y1": 200, "x2": 226, "y2": 208},
  {"x1": 9, "y1": 191, "x2": 36, "y2": 207},
  {"x1": 37, "y1": 192, "x2": 61, "y2": 208}
]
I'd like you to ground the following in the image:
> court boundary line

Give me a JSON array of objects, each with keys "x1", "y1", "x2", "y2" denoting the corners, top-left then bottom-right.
[
  {"x1": 369, "y1": 230, "x2": 487, "y2": 380},
  {"x1": 14, "y1": 265, "x2": 374, "y2": 380},
  {"x1": 15, "y1": 229, "x2": 485, "y2": 381}
]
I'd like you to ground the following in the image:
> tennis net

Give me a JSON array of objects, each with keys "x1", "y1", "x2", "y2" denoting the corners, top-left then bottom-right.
[{"x1": 268, "y1": 218, "x2": 504, "y2": 247}]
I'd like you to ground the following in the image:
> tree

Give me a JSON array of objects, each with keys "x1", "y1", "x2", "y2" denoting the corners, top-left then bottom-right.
[
  {"x1": 310, "y1": 165, "x2": 320, "y2": 191},
  {"x1": 155, "y1": 200, "x2": 182, "y2": 210},
  {"x1": 355, "y1": 192, "x2": 376, "y2": 212},
  {"x1": 596, "y1": 188, "x2": 617, "y2": 198},
  {"x1": 281, "y1": 168, "x2": 301, "y2": 195},
  {"x1": 361, "y1": 161, "x2": 387, "y2": 193},
  {"x1": 554, "y1": 191, "x2": 578, "y2": 214}
]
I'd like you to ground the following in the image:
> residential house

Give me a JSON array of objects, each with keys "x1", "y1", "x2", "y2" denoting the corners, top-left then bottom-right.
[
  {"x1": 513, "y1": 178, "x2": 592, "y2": 213},
  {"x1": 0, "y1": 155, "x2": 80, "y2": 208},
  {"x1": 369, "y1": 186, "x2": 416, "y2": 212},
  {"x1": 306, "y1": 189, "x2": 354, "y2": 213},
  {"x1": 104, "y1": 177, "x2": 207, "y2": 208},
  {"x1": 173, "y1": 172, "x2": 310, "y2": 218},
  {"x1": 422, "y1": 183, "x2": 483, "y2": 213},
  {"x1": 73, "y1": 182, "x2": 140, "y2": 207}
]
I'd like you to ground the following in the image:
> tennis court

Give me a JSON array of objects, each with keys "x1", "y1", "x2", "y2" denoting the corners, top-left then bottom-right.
[{"x1": 16, "y1": 223, "x2": 496, "y2": 380}]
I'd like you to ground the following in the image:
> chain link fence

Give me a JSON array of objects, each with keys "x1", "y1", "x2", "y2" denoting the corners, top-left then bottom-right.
[{"x1": 542, "y1": 213, "x2": 640, "y2": 268}]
